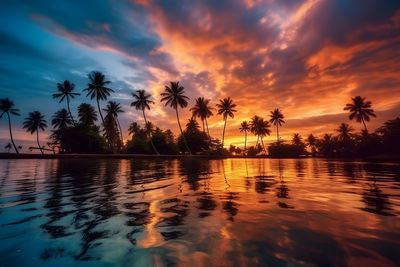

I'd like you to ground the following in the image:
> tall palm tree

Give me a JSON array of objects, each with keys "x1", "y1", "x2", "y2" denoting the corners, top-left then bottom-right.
[
  {"x1": 84, "y1": 71, "x2": 114, "y2": 126},
  {"x1": 251, "y1": 116, "x2": 270, "y2": 154},
  {"x1": 190, "y1": 97, "x2": 213, "y2": 136},
  {"x1": 269, "y1": 108, "x2": 285, "y2": 143},
  {"x1": 78, "y1": 103, "x2": 97, "y2": 126},
  {"x1": 216, "y1": 97, "x2": 237, "y2": 147},
  {"x1": 0, "y1": 98, "x2": 20, "y2": 154},
  {"x1": 23, "y1": 111, "x2": 47, "y2": 155},
  {"x1": 239, "y1": 121, "x2": 250, "y2": 153},
  {"x1": 52, "y1": 109, "x2": 73, "y2": 129},
  {"x1": 160, "y1": 81, "x2": 191, "y2": 154},
  {"x1": 103, "y1": 101, "x2": 124, "y2": 143},
  {"x1": 344, "y1": 96, "x2": 376, "y2": 131},
  {"x1": 336, "y1": 123, "x2": 354, "y2": 141},
  {"x1": 131, "y1": 89, "x2": 159, "y2": 154},
  {"x1": 53, "y1": 80, "x2": 80, "y2": 124}
]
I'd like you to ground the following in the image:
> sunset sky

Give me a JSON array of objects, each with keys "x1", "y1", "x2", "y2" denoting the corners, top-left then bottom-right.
[{"x1": 1, "y1": 0, "x2": 400, "y2": 151}]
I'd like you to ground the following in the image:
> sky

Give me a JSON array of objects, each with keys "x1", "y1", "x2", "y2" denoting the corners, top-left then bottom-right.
[{"x1": 1, "y1": 0, "x2": 400, "y2": 151}]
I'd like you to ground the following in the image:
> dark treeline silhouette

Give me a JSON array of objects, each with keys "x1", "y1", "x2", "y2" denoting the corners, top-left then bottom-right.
[{"x1": 1, "y1": 72, "x2": 399, "y2": 158}]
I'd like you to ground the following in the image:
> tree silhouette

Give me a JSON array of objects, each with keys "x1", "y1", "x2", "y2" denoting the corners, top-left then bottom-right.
[
  {"x1": 128, "y1": 122, "x2": 141, "y2": 137},
  {"x1": 161, "y1": 81, "x2": 191, "y2": 154},
  {"x1": 344, "y1": 96, "x2": 376, "y2": 131},
  {"x1": 84, "y1": 71, "x2": 114, "y2": 126},
  {"x1": 307, "y1": 134, "x2": 317, "y2": 156},
  {"x1": 216, "y1": 97, "x2": 237, "y2": 147},
  {"x1": 103, "y1": 101, "x2": 124, "y2": 144},
  {"x1": 250, "y1": 116, "x2": 270, "y2": 153},
  {"x1": 336, "y1": 123, "x2": 354, "y2": 141},
  {"x1": 0, "y1": 98, "x2": 20, "y2": 154},
  {"x1": 78, "y1": 103, "x2": 97, "y2": 126},
  {"x1": 51, "y1": 109, "x2": 73, "y2": 130},
  {"x1": 23, "y1": 111, "x2": 47, "y2": 155},
  {"x1": 239, "y1": 121, "x2": 250, "y2": 153},
  {"x1": 269, "y1": 108, "x2": 285, "y2": 143},
  {"x1": 4, "y1": 143, "x2": 11, "y2": 153},
  {"x1": 131, "y1": 89, "x2": 159, "y2": 154},
  {"x1": 190, "y1": 97, "x2": 213, "y2": 137},
  {"x1": 292, "y1": 133, "x2": 303, "y2": 146},
  {"x1": 53, "y1": 80, "x2": 80, "y2": 125}
]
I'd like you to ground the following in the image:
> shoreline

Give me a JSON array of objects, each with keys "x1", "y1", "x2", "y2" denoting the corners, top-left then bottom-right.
[{"x1": 0, "y1": 153, "x2": 399, "y2": 162}]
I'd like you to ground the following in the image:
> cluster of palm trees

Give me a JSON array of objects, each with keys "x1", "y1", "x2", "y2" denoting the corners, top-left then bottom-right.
[{"x1": 1, "y1": 68, "x2": 377, "y2": 156}]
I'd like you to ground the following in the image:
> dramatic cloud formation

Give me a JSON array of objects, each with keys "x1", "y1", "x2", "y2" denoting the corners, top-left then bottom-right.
[{"x1": 1, "y1": 0, "x2": 400, "y2": 150}]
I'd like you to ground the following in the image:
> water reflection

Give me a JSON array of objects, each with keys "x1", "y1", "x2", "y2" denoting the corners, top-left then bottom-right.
[{"x1": 0, "y1": 158, "x2": 399, "y2": 266}]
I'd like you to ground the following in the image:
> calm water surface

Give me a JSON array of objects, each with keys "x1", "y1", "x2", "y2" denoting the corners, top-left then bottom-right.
[{"x1": 0, "y1": 158, "x2": 399, "y2": 266}]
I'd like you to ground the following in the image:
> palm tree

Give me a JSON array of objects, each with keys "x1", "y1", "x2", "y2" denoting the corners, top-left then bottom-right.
[
  {"x1": 4, "y1": 143, "x2": 11, "y2": 153},
  {"x1": 131, "y1": 89, "x2": 159, "y2": 154},
  {"x1": 84, "y1": 71, "x2": 114, "y2": 126},
  {"x1": 53, "y1": 80, "x2": 80, "y2": 124},
  {"x1": 344, "y1": 96, "x2": 376, "y2": 131},
  {"x1": 186, "y1": 117, "x2": 200, "y2": 132},
  {"x1": 239, "y1": 121, "x2": 250, "y2": 153},
  {"x1": 160, "y1": 81, "x2": 191, "y2": 154},
  {"x1": 216, "y1": 97, "x2": 237, "y2": 147},
  {"x1": 292, "y1": 133, "x2": 303, "y2": 146},
  {"x1": 78, "y1": 103, "x2": 97, "y2": 126},
  {"x1": 128, "y1": 122, "x2": 141, "y2": 136},
  {"x1": 307, "y1": 134, "x2": 317, "y2": 155},
  {"x1": 269, "y1": 108, "x2": 285, "y2": 143},
  {"x1": 103, "y1": 101, "x2": 124, "y2": 143},
  {"x1": 52, "y1": 109, "x2": 73, "y2": 129},
  {"x1": 336, "y1": 123, "x2": 354, "y2": 141},
  {"x1": 0, "y1": 98, "x2": 20, "y2": 154},
  {"x1": 190, "y1": 97, "x2": 213, "y2": 136},
  {"x1": 23, "y1": 111, "x2": 47, "y2": 155},
  {"x1": 251, "y1": 116, "x2": 270, "y2": 154}
]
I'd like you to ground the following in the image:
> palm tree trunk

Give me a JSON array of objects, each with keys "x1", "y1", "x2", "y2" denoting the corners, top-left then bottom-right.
[
  {"x1": 276, "y1": 124, "x2": 279, "y2": 143},
  {"x1": 260, "y1": 136, "x2": 267, "y2": 154},
  {"x1": 256, "y1": 135, "x2": 260, "y2": 147},
  {"x1": 244, "y1": 131, "x2": 247, "y2": 155},
  {"x1": 97, "y1": 98, "x2": 105, "y2": 126},
  {"x1": 67, "y1": 96, "x2": 76, "y2": 125},
  {"x1": 7, "y1": 112, "x2": 19, "y2": 154},
  {"x1": 205, "y1": 118, "x2": 210, "y2": 138},
  {"x1": 361, "y1": 117, "x2": 368, "y2": 132},
  {"x1": 116, "y1": 116, "x2": 124, "y2": 146},
  {"x1": 222, "y1": 117, "x2": 227, "y2": 147},
  {"x1": 202, "y1": 119, "x2": 205, "y2": 133},
  {"x1": 176, "y1": 108, "x2": 191, "y2": 155},
  {"x1": 142, "y1": 109, "x2": 159, "y2": 155},
  {"x1": 37, "y1": 130, "x2": 43, "y2": 155}
]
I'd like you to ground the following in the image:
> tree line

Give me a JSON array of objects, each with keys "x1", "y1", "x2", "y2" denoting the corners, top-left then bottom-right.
[{"x1": 1, "y1": 72, "x2": 399, "y2": 157}]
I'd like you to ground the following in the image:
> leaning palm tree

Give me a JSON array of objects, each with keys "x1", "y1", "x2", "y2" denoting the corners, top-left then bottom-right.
[
  {"x1": 239, "y1": 121, "x2": 250, "y2": 153},
  {"x1": 78, "y1": 103, "x2": 98, "y2": 126},
  {"x1": 250, "y1": 115, "x2": 262, "y2": 146},
  {"x1": 190, "y1": 97, "x2": 213, "y2": 136},
  {"x1": 252, "y1": 117, "x2": 270, "y2": 154},
  {"x1": 269, "y1": 108, "x2": 285, "y2": 143},
  {"x1": 131, "y1": 89, "x2": 159, "y2": 154},
  {"x1": 103, "y1": 101, "x2": 124, "y2": 143},
  {"x1": 23, "y1": 111, "x2": 47, "y2": 155},
  {"x1": 53, "y1": 80, "x2": 80, "y2": 124},
  {"x1": 216, "y1": 97, "x2": 237, "y2": 147},
  {"x1": 0, "y1": 98, "x2": 20, "y2": 154},
  {"x1": 160, "y1": 81, "x2": 191, "y2": 154},
  {"x1": 336, "y1": 123, "x2": 354, "y2": 141},
  {"x1": 84, "y1": 71, "x2": 114, "y2": 126},
  {"x1": 51, "y1": 109, "x2": 73, "y2": 129},
  {"x1": 344, "y1": 96, "x2": 376, "y2": 131}
]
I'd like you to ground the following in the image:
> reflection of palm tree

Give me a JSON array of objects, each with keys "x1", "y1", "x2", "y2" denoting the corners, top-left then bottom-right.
[
  {"x1": 84, "y1": 71, "x2": 114, "y2": 126},
  {"x1": 269, "y1": 108, "x2": 285, "y2": 143},
  {"x1": 0, "y1": 98, "x2": 20, "y2": 154},
  {"x1": 344, "y1": 96, "x2": 376, "y2": 131},
  {"x1": 23, "y1": 111, "x2": 47, "y2": 155},
  {"x1": 239, "y1": 121, "x2": 250, "y2": 154},
  {"x1": 103, "y1": 101, "x2": 124, "y2": 143},
  {"x1": 78, "y1": 103, "x2": 97, "y2": 126},
  {"x1": 131, "y1": 90, "x2": 159, "y2": 154},
  {"x1": 161, "y1": 81, "x2": 191, "y2": 154},
  {"x1": 190, "y1": 97, "x2": 213, "y2": 136},
  {"x1": 53, "y1": 80, "x2": 80, "y2": 124},
  {"x1": 336, "y1": 123, "x2": 354, "y2": 141},
  {"x1": 52, "y1": 109, "x2": 73, "y2": 129},
  {"x1": 216, "y1": 97, "x2": 237, "y2": 147}
]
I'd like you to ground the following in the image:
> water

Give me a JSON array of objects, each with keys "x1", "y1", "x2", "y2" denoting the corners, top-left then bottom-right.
[{"x1": 0, "y1": 158, "x2": 399, "y2": 267}]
